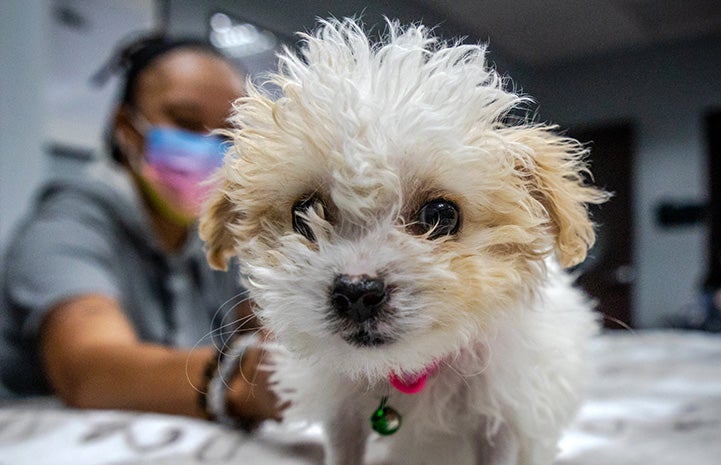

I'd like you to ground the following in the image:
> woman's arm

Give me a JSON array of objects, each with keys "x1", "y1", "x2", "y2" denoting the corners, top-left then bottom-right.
[{"x1": 39, "y1": 293, "x2": 281, "y2": 423}]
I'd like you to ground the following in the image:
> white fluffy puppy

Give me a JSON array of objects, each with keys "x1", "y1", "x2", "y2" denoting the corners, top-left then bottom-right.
[{"x1": 200, "y1": 18, "x2": 607, "y2": 465}]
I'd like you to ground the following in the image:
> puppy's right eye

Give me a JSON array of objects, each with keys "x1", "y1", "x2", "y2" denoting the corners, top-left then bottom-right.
[
  {"x1": 292, "y1": 196, "x2": 323, "y2": 241},
  {"x1": 412, "y1": 198, "x2": 461, "y2": 239}
]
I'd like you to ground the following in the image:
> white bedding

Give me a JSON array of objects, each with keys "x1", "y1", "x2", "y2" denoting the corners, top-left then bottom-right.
[{"x1": 1, "y1": 330, "x2": 720, "y2": 465}]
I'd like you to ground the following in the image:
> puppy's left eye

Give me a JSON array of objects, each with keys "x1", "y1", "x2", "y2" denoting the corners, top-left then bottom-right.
[
  {"x1": 292, "y1": 196, "x2": 323, "y2": 242},
  {"x1": 413, "y1": 199, "x2": 461, "y2": 239}
]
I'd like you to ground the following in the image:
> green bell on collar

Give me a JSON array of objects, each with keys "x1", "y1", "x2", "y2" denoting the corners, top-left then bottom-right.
[{"x1": 370, "y1": 396, "x2": 401, "y2": 435}]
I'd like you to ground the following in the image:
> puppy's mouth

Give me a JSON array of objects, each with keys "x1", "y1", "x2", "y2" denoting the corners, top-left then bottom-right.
[
  {"x1": 327, "y1": 309, "x2": 398, "y2": 347},
  {"x1": 343, "y1": 327, "x2": 395, "y2": 347}
]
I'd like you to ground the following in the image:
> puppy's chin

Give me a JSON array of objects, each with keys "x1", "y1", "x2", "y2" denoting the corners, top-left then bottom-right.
[
  {"x1": 306, "y1": 319, "x2": 469, "y2": 383},
  {"x1": 342, "y1": 329, "x2": 395, "y2": 347},
  {"x1": 326, "y1": 306, "x2": 400, "y2": 348}
]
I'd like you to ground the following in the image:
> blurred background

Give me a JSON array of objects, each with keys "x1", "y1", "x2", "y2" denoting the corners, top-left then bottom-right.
[{"x1": 2, "y1": 0, "x2": 721, "y2": 331}]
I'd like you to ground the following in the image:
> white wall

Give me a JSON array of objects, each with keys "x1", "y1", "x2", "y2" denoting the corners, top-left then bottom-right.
[
  {"x1": 0, "y1": 1, "x2": 156, "y2": 253},
  {"x1": 522, "y1": 38, "x2": 721, "y2": 327},
  {"x1": 0, "y1": 0, "x2": 49, "y2": 247},
  {"x1": 46, "y1": 0, "x2": 157, "y2": 151}
]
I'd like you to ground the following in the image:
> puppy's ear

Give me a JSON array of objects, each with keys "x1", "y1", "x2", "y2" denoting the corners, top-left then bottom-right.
[
  {"x1": 199, "y1": 176, "x2": 242, "y2": 271},
  {"x1": 517, "y1": 127, "x2": 609, "y2": 268}
]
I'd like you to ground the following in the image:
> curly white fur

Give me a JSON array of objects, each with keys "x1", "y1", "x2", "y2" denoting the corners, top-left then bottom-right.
[{"x1": 200, "y1": 18, "x2": 607, "y2": 465}]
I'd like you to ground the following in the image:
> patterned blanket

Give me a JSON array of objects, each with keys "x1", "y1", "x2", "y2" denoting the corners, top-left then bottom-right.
[{"x1": 1, "y1": 330, "x2": 719, "y2": 465}]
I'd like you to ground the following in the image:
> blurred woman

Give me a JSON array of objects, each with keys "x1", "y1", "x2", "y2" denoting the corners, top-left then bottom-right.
[{"x1": 0, "y1": 35, "x2": 281, "y2": 428}]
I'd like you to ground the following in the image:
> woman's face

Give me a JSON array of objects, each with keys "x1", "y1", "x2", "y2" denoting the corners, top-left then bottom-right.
[
  {"x1": 115, "y1": 49, "x2": 245, "y2": 229},
  {"x1": 133, "y1": 49, "x2": 245, "y2": 136}
]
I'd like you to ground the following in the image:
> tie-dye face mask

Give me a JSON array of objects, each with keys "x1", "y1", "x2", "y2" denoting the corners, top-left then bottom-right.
[{"x1": 136, "y1": 126, "x2": 227, "y2": 226}]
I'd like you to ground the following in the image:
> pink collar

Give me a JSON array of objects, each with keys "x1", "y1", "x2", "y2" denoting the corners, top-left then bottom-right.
[{"x1": 388, "y1": 360, "x2": 440, "y2": 394}]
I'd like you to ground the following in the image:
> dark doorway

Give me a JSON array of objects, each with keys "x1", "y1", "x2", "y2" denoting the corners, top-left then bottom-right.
[
  {"x1": 570, "y1": 123, "x2": 635, "y2": 329},
  {"x1": 703, "y1": 110, "x2": 721, "y2": 296}
]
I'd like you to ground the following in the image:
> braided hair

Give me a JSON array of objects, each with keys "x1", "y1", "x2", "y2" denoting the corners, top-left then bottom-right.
[{"x1": 93, "y1": 34, "x2": 223, "y2": 164}]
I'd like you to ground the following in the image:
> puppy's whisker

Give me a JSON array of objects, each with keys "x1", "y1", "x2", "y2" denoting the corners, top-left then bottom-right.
[
  {"x1": 208, "y1": 291, "x2": 252, "y2": 341},
  {"x1": 600, "y1": 314, "x2": 636, "y2": 333},
  {"x1": 454, "y1": 360, "x2": 491, "y2": 379},
  {"x1": 211, "y1": 290, "x2": 251, "y2": 324},
  {"x1": 215, "y1": 319, "x2": 261, "y2": 357},
  {"x1": 222, "y1": 328, "x2": 267, "y2": 395},
  {"x1": 185, "y1": 290, "x2": 252, "y2": 391},
  {"x1": 443, "y1": 362, "x2": 473, "y2": 389},
  {"x1": 443, "y1": 347, "x2": 491, "y2": 385},
  {"x1": 232, "y1": 329, "x2": 270, "y2": 400},
  {"x1": 186, "y1": 293, "x2": 261, "y2": 394}
]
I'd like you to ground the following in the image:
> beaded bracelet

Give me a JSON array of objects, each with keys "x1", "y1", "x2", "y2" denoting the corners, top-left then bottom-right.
[{"x1": 199, "y1": 333, "x2": 259, "y2": 428}]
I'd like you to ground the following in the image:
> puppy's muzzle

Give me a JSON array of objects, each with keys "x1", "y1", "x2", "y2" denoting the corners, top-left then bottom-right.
[{"x1": 330, "y1": 274, "x2": 387, "y2": 323}]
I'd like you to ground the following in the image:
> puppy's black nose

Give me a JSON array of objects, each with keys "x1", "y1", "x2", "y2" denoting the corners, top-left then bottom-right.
[{"x1": 330, "y1": 274, "x2": 387, "y2": 323}]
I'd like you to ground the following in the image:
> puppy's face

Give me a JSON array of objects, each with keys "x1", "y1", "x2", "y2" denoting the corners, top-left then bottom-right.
[{"x1": 200, "y1": 20, "x2": 606, "y2": 380}]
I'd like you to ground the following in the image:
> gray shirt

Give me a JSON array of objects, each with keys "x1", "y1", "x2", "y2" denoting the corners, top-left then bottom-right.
[{"x1": 0, "y1": 160, "x2": 245, "y2": 396}]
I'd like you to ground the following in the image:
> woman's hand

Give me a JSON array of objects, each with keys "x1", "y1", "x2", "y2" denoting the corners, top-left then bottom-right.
[{"x1": 225, "y1": 343, "x2": 287, "y2": 430}]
